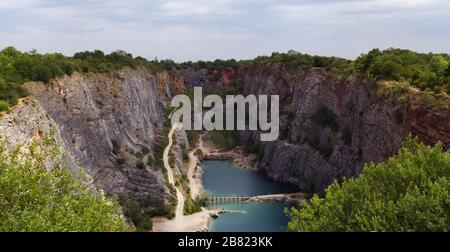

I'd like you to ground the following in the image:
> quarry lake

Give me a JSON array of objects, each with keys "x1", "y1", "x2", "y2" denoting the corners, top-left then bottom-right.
[{"x1": 201, "y1": 160, "x2": 297, "y2": 232}]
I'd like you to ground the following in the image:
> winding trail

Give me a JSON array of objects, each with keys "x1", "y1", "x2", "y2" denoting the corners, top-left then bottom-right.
[
  {"x1": 163, "y1": 123, "x2": 184, "y2": 219},
  {"x1": 153, "y1": 125, "x2": 219, "y2": 232}
]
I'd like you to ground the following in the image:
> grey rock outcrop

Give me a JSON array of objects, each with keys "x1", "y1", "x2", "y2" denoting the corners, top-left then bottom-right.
[
  {"x1": 24, "y1": 68, "x2": 173, "y2": 210},
  {"x1": 0, "y1": 98, "x2": 54, "y2": 148},
  {"x1": 172, "y1": 129, "x2": 189, "y2": 175}
]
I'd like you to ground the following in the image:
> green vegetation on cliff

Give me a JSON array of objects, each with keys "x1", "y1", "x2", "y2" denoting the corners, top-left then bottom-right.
[
  {"x1": 355, "y1": 48, "x2": 450, "y2": 93},
  {"x1": 251, "y1": 49, "x2": 352, "y2": 73},
  {"x1": 288, "y1": 137, "x2": 450, "y2": 232},
  {"x1": 0, "y1": 132, "x2": 130, "y2": 232},
  {"x1": 0, "y1": 47, "x2": 243, "y2": 112},
  {"x1": 1, "y1": 47, "x2": 449, "y2": 113},
  {"x1": 0, "y1": 47, "x2": 160, "y2": 112},
  {"x1": 207, "y1": 131, "x2": 240, "y2": 150}
]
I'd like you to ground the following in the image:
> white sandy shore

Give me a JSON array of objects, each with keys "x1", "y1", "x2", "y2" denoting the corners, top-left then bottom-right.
[{"x1": 152, "y1": 208, "x2": 221, "y2": 232}]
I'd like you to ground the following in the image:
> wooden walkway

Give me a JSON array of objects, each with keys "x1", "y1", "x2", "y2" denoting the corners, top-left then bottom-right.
[{"x1": 208, "y1": 196, "x2": 251, "y2": 203}]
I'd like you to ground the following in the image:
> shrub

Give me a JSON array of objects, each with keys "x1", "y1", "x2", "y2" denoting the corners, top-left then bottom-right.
[
  {"x1": 0, "y1": 100, "x2": 9, "y2": 112},
  {"x1": 243, "y1": 140, "x2": 260, "y2": 156},
  {"x1": 169, "y1": 155, "x2": 176, "y2": 167},
  {"x1": 116, "y1": 157, "x2": 126, "y2": 166},
  {"x1": 194, "y1": 149, "x2": 203, "y2": 157},
  {"x1": 288, "y1": 137, "x2": 450, "y2": 232},
  {"x1": 0, "y1": 131, "x2": 130, "y2": 231},
  {"x1": 184, "y1": 193, "x2": 210, "y2": 215},
  {"x1": 182, "y1": 148, "x2": 189, "y2": 162},
  {"x1": 118, "y1": 195, "x2": 152, "y2": 231},
  {"x1": 186, "y1": 130, "x2": 199, "y2": 147},
  {"x1": 208, "y1": 131, "x2": 239, "y2": 150},
  {"x1": 136, "y1": 161, "x2": 145, "y2": 170},
  {"x1": 134, "y1": 151, "x2": 144, "y2": 160},
  {"x1": 141, "y1": 146, "x2": 150, "y2": 156},
  {"x1": 355, "y1": 48, "x2": 450, "y2": 93},
  {"x1": 147, "y1": 202, "x2": 176, "y2": 220},
  {"x1": 111, "y1": 138, "x2": 121, "y2": 155}
]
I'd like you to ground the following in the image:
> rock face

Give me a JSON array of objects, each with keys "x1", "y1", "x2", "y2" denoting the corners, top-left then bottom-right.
[
  {"x1": 0, "y1": 98, "x2": 55, "y2": 148},
  {"x1": 0, "y1": 97, "x2": 81, "y2": 174},
  {"x1": 24, "y1": 69, "x2": 173, "y2": 210},
  {"x1": 239, "y1": 64, "x2": 450, "y2": 193},
  {"x1": 172, "y1": 128, "x2": 189, "y2": 175}
]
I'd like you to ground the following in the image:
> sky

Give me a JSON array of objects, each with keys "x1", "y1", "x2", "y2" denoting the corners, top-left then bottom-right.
[{"x1": 0, "y1": 0, "x2": 449, "y2": 62}]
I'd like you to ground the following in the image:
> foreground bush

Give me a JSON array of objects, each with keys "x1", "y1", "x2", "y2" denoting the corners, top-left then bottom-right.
[
  {"x1": 184, "y1": 193, "x2": 210, "y2": 215},
  {"x1": 288, "y1": 137, "x2": 450, "y2": 232},
  {"x1": 0, "y1": 133, "x2": 130, "y2": 232}
]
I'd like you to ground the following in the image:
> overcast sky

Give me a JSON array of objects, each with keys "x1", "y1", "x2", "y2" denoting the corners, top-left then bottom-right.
[{"x1": 0, "y1": 0, "x2": 449, "y2": 62}]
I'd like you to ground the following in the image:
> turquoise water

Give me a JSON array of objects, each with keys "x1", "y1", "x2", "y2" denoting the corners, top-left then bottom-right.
[
  {"x1": 202, "y1": 160, "x2": 297, "y2": 197},
  {"x1": 208, "y1": 202, "x2": 291, "y2": 232},
  {"x1": 202, "y1": 160, "x2": 297, "y2": 232}
]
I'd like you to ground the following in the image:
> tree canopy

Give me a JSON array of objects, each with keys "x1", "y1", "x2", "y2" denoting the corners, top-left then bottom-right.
[
  {"x1": 288, "y1": 137, "x2": 450, "y2": 232},
  {"x1": 1, "y1": 47, "x2": 449, "y2": 113},
  {"x1": 250, "y1": 50, "x2": 352, "y2": 73},
  {"x1": 0, "y1": 132, "x2": 130, "y2": 232},
  {"x1": 355, "y1": 48, "x2": 450, "y2": 93},
  {"x1": 0, "y1": 47, "x2": 244, "y2": 112}
]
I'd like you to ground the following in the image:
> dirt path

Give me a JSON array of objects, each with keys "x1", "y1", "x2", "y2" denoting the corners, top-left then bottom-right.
[{"x1": 163, "y1": 123, "x2": 184, "y2": 219}]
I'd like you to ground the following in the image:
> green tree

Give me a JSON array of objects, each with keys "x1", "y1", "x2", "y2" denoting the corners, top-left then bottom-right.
[
  {"x1": 0, "y1": 132, "x2": 131, "y2": 232},
  {"x1": 288, "y1": 137, "x2": 450, "y2": 232},
  {"x1": 0, "y1": 100, "x2": 9, "y2": 111},
  {"x1": 184, "y1": 192, "x2": 210, "y2": 215},
  {"x1": 355, "y1": 48, "x2": 450, "y2": 92},
  {"x1": 118, "y1": 195, "x2": 152, "y2": 231},
  {"x1": 430, "y1": 55, "x2": 449, "y2": 75}
]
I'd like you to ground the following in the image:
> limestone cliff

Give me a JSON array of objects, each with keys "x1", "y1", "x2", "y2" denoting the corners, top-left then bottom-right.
[
  {"x1": 23, "y1": 68, "x2": 174, "y2": 211},
  {"x1": 238, "y1": 64, "x2": 450, "y2": 193}
]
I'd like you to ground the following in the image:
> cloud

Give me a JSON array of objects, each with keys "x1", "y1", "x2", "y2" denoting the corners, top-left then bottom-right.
[
  {"x1": 0, "y1": 0, "x2": 37, "y2": 9},
  {"x1": 273, "y1": 0, "x2": 449, "y2": 20},
  {"x1": 0, "y1": 0, "x2": 449, "y2": 61},
  {"x1": 160, "y1": 0, "x2": 234, "y2": 17}
]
